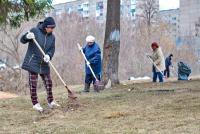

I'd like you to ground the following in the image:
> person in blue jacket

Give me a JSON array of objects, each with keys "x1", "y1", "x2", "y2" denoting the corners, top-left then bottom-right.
[
  {"x1": 164, "y1": 54, "x2": 173, "y2": 78},
  {"x1": 20, "y1": 17, "x2": 60, "y2": 112},
  {"x1": 82, "y1": 35, "x2": 102, "y2": 92}
]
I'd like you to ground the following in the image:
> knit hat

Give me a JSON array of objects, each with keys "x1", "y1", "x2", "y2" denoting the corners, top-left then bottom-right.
[
  {"x1": 151, "y1": 42, "x2": 159, "y2": 48},
  {"x1": 43, "y1": 17, "x2": 56, "y2": 28},
  {"x1": 86, "y1": 35, "x2": 95, "y2": 43}
]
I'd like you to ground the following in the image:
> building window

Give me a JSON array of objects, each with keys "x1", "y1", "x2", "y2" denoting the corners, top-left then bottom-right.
[
  {"x1": 172, "y1": 23, "x2": 176, "y2": 26},
  {"x1": 83, "y1": 11, "x2": 89, "y2": 18},
  {"x1": 96, "y1": 1, "x2": 103, "y2": 9},
  {"x1": 130, "y1": 7, "x2": 136, "y2": 17},
  {"x1": 172, "y1": 17, "x2": 176, "y2": 20},
  {"x1": 77, "y1": 4, "x2": 83, "y2": 12},
  {"x1": 82, "y1": 2, "x2": 89, "y2": 11},
  {"x1": 131, "y1": 0, "x2": 136, "y2": 4},
  {"x1": 131, "y1": 9, "x2": 136, "y2": 15},
  {"x1": 96, "y1": 1, "x2": 104, "y2": 19},
  {"x1": 121, "y1": 5, "x2": 124, "y2": 16},
  {"x1": 198, "y1": 49, "x2": 200, "y2": 62},
  {"x1": 195, "y1": 19, "x2": 200, "y2": 37},
  {"x1": 66, "y1": 7, "x2": 73, "y2": 14},
  {"x1": 54, "y1": 9, "x2": 63, "y2": 15}
]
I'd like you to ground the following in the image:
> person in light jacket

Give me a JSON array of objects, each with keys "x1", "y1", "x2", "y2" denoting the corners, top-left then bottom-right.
[{"x1": 148, "y1": 42, "x2": 165, "y2": 82}]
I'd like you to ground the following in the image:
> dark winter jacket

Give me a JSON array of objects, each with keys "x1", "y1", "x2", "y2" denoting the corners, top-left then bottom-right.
[
  {"x1": 83, "y1": 42, "x2": 102, "y2": 75},
  {"x1": 178, "y1": 61, "x2": 191, "y2": 80},
  {"x1": 20, "y1": 22, "x2": 55, "y2": 74},
  {"x1": 165, "y1": 56, "x2": 172, "y2": 68}
]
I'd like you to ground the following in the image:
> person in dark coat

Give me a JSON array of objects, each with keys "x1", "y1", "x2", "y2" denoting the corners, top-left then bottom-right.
[
  {"x1": 20, "y1": 17, "x2": 59, "y2": 112},
  {"x1": 164, "y1": 54, "x2": 173, "y2": 78},
  {"x1": 82, "y1": 35, "x2": 102, "y2": 92}
]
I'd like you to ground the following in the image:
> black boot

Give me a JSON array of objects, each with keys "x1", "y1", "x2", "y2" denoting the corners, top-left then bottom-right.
[{"x1": 82, "y1": 83, "x2": 90, "y2": 92}]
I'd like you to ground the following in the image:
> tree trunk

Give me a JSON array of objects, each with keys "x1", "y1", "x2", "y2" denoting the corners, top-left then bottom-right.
[{"x1": 102, "y1": 0, "x2": 120, "y2": 86}]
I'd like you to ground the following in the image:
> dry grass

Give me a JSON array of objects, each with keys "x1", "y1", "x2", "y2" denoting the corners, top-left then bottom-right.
[
  {"x1": 1, "y1": 80, "x2": 200, "y2": 134},
  {"x1": 104, "y1": 112, "x2": 130, "y2": 119}
]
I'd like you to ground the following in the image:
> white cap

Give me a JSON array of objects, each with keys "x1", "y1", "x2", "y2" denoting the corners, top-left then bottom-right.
[{"x1": 86, "y1": 35, "x2": 95, "y2": 43}]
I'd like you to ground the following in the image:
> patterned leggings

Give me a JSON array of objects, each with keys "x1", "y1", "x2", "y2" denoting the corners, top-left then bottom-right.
[{"x1": 28, "y1": 71, "x2": 53, "y2": 105}]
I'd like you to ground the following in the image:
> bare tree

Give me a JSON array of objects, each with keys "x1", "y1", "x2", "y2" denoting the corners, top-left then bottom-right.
[
  {"x1": 1, "y1": 12, "x2": 199, "y2": 93},
  {"x1": 0, "y1": 29, "x2": 23, "y2": 65},
  {"x1": 102, "y1": 0, "x2": 120, "y2": 86},
  {"x1": 136, "y1": 0, "x2": 159, "y2": 44},
  {"x1": 0, "y1": 27, "x2": 25, "y2": 92},
  {"x1": 138, "y1": 0, "x2": 159, "y2": 26}
]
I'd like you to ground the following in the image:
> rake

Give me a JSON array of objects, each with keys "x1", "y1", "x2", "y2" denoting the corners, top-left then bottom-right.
[
  {"x1": 32, "y1": 38, "x2": 77, "y2": 100},
  {"x1": 77, "y1": 43, "x2": 104, "y2": 91}
]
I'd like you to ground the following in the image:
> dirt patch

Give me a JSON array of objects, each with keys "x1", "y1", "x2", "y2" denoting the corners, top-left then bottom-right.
[
  {"x1": 33, "y1": 100, "x2": 81, "y2": 123},
  {"x1": 0, "y1": 91, "x2": 18, "y2": 99},
  {"x1": 60, "y1": 100, "x2": 81, "y2": 112}
]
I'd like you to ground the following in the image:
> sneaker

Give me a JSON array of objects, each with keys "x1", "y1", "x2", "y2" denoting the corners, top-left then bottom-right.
[
  {"x1": 33, "y1": 103, "x2": 43, "y2": 112},
  {"x1": 48, "y1": 101, "x2": 60, "y2": 109}
]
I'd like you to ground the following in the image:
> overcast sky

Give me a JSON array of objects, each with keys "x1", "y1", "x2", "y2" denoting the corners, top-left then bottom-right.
[
  {"x1": 53, "y1": 0, "x2": 180, "y2": 10},
  {"x1": 159, "y1": 0, "x2": 179, "y2": 10}
]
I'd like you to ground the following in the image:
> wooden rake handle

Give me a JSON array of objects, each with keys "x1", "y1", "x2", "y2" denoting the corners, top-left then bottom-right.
[
  {"x1": 147, "y1": 55, "x2": 164, "y2": 76},
  {"x1": 32, "y1": 38, "x2": 73, "y2": 94},
  {"x1": 77, "y1": 43, "x2": 98, "y2": 81}
]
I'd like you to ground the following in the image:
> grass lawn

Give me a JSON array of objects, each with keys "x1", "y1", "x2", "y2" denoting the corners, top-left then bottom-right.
[{"x1": 1, "y1": 80, "x2": 200, "y2": 134}]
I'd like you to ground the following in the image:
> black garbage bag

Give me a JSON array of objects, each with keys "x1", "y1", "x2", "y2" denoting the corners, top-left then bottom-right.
[{"x1": 178, "y1": 61, "x2": 191, "y2": 80}]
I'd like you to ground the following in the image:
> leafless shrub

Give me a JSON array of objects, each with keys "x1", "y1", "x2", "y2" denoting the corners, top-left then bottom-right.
[{"x1": 0, "y1": 14, "x2": 199, "y2": 94}]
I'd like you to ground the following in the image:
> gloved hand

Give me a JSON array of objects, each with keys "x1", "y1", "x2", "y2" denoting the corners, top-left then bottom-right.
[
  {"x1": 43, "y1": 54, "x2": 50, "y2": 63},
  {"x1": 26, "y1": 32, "x2": 35, "y2": 39},
  {"x1": 147, "y1": 55, "x2": 153, "y2": 60},
  {"x1": 86, "y1": 61, "x2": 90, "y2": 66},
  {"x1": 77, "y1": 43, "x2": 82, "y2": 51}
]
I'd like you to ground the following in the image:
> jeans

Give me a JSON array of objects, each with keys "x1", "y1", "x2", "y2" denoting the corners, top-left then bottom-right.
[{"x1": 153, "y1": 71, "x2": 164, "y2": 82}]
